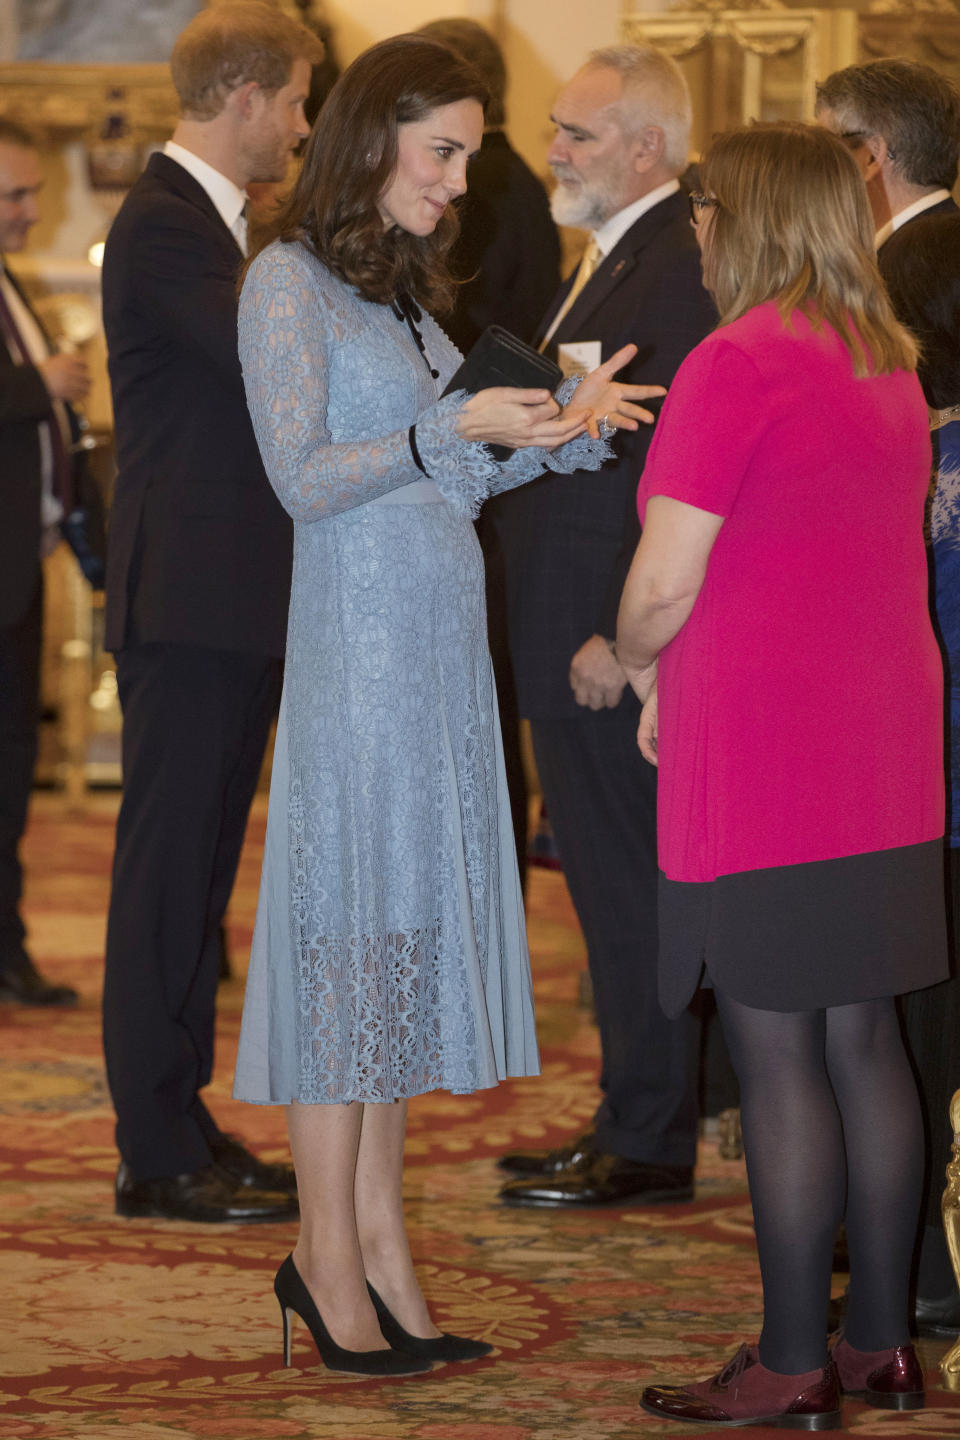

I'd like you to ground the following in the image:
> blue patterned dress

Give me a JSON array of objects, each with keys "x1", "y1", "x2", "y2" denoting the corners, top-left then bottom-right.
[
  {"x1": 233, "y1": 240, "x2": 609, "y2": 1104},
  {"x1": 930, "y1": 418, "x2": 960, "y2": 847}
]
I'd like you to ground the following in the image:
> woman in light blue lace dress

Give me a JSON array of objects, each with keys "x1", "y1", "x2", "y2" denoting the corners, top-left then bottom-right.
[{"x1": 233, "y1": 34, "x2": 659, "y2": 1375}]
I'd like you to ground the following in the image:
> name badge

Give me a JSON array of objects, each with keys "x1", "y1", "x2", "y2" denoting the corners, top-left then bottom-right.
[{"x1": 557, "y1": 340, "x2": 602, "y2": 378}]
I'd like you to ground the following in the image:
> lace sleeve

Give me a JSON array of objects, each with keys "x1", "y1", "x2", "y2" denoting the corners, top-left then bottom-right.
[
  {"x1": 492, "y1": 372, "x2": 616, "y2": 491},
  {"x1": 412, "y1": 326, "x2": 615, "y2": 517},
  {"x1": 238, "y1": 245, "x2": 423, "y2": 521}
]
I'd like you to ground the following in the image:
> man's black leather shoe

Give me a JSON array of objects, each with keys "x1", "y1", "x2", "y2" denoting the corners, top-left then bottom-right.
[
  {"x1": 0, "y1": 949, "x2": 78, "y2": 1007},
  {"x1": 497, "y1": 1128, "x2": 598, "y2": 1178},
  {"x1": 500, "y1": 1152, "x2": 694, "y2": 1208},
  {"x1": 115, "y1": 1162, "x2": 299, "y2": 1223},
  {"x1": 209, "y1": 1133, "x2": 297, "y2": 1195},
  {"x1": 914, "y1": 1291, "x2": 960, "y2": 1339}
]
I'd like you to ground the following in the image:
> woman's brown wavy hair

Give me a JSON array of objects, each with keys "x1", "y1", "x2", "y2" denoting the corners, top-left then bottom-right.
[
  {"x1": 700, "y1": 121, "x2": 918, "y2": 377},
  {"x1": 253, "y1": 33, "x2": 487, "y2": 312}
]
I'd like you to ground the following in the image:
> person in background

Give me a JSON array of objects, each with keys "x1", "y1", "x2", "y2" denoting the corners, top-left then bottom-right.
[
  {"x1": 101, "y1": 1, "x2": 322, "y2": 1226},
  {"x1": 495, "y1": 45, "x2": 717, "y2": 1211},
  {"x1": 417, "y1": 18, "x2": 561, "y2": 356},
  {"x1": 818, "y1": 57, "x2": 960, "y2": 1344},
  {"x1": 622, "y1": 122, "x2": 945, "y2": 1429},
  {"x1": 0, "y1": 117, "x2": 90, "y2": 1008},
  {"x1": 815, "y1": 59, "x2": 959, "y2": 254},
  {"x1": 232, "y1": 32, "x2": 659, "y2": 1376},
  {"x1": 883, "y1": 210, "x2": 960, "y2": 1342},
  {"x1": 417, "y1": 17, "x2": 561, "y2": 891}
]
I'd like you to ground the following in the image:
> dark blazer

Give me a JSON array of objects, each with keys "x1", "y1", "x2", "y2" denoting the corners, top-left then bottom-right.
[
  {"x1": 445, "y1": 130, "x2": 561, "y2": 353},
  {"x1": 0, "y1": 266, "x2": 96, "y2": 628},
  {"x1": 493, "y1": 187, "x2": 717, "y2": 718},
  {"x1": 878, "y1": 194, "x2": 959, "y2": 280},
  {"x1": 102, "y1": 153, "x2": 292, "y2": 658},
  {"x1": 0, "y1": 287, "x2": 46, "y2": 630}
]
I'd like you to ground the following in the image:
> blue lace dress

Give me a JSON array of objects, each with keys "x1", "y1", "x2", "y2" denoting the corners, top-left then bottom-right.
[{"x1": 233, "y1": 240, "x2": 610, "y2": 1104}]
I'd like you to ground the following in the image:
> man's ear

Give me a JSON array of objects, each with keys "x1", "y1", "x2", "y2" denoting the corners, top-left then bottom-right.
[
  {"x1": 861, "y1": 132, "x2": 889, "y2": 184},
  {"x1": 633, "y1": 125, "x2": 665, "y2": 174},
  {"x1": 228, "y1": 80, "x2": 262, "y2": 122}
]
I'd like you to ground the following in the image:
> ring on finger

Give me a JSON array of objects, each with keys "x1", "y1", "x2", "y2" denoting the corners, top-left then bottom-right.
[{"x1": 598, "y1": 413, "x2": 617, "y2": 439}]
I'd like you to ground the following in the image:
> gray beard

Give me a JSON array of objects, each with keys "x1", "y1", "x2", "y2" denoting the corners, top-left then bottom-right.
[
  {"x1": 549, "y1": 167, "x2": 626, "y2": 231},
  {"x1": 550, "y1": 181, "x2": 606, "y2": 231}
]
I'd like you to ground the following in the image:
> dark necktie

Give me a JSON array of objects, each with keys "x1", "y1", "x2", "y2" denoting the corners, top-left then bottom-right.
[{"x1": 0, "y1": 272, "x2": 74, "y2": 511}]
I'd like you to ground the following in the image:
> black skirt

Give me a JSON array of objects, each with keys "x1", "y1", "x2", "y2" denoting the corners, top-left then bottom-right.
[{"x1": 658, "y1": 839, "x2": 949, "y2": 1017}]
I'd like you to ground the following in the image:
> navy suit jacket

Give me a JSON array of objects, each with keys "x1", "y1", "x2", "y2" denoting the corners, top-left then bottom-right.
[
  {"x1": 102, "y1": 152, "x2": 292, "y2": 658},
  {"x1": 878, "y1": 194, "x2": 959, "y2": 281},
  {"x1": 493, "y1": 188, "x2": 717, "y2": 719},
  {"x1": 0, "y1": 266, "x2": 93, "y2": 628}
]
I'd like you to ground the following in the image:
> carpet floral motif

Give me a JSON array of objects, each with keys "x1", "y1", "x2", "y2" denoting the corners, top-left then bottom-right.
[{"x1": 1, "y1": 795, "x2": 956, "y2": 1438}]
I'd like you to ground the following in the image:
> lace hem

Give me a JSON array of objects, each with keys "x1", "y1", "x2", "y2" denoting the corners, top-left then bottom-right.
[
  {"x1": 543, "y1": 374, "x2": 617, "y2": 474},
  {"x1": 414, "y1": 390, "x2": 500, "y2": 519}
]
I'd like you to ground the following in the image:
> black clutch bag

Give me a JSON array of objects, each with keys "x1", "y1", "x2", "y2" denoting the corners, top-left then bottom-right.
[{"x1": 442, "y1": 325, "x2": 563, "y2": 461}]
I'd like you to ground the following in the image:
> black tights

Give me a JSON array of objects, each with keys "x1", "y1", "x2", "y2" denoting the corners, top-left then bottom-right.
[{"x1": 715, "y1": 990, "x2": 924, "y2": 1374}]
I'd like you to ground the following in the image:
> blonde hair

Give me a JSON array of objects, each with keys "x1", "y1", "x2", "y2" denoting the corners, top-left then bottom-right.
[
  {"x1": 700, "y1": 122, "x2": 917, "y2": 377},
  {"x1": 170, "y1": 1, "x2": 324, "y2": 121}
]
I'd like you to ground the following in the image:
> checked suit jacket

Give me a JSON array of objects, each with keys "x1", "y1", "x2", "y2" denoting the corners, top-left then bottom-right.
[{"x1": 492, "y1": 187, "x2": 718, "y2": 719}]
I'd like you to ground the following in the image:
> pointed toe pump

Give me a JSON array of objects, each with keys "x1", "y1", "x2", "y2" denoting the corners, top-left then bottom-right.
[
  {"x1": 274, "y1": 1255, "x2": 432, "y2": 1376},
  {"x1": 367, "y1": 1281, "x2": 494, "y2": 1363}
]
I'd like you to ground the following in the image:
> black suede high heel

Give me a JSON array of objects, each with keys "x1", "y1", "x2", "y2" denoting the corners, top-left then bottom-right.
[
  {"x1": 367, "y1": 1281, "x2": 494, "y2": 1363},
  {"x1": 274, "y1": 1255, "x2": 432, "y2": 1376}
]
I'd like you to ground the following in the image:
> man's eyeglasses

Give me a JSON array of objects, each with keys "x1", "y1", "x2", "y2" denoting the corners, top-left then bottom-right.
[{"x1": 688, "y1": 191, "x2": 719, "y2": 224}]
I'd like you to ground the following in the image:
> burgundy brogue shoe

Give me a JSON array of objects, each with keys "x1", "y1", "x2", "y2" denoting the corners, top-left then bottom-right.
[
  {"x1": 640, "y1": 1344, "x2": 842, "y2": 1430},
  {"x1": 832, "y1": 1337, "x2": 924, "y2": 1411}
]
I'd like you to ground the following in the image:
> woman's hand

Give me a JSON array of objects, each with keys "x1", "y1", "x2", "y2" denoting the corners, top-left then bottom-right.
[
  {"x1": 637, "y1": 680, "x2": 659, "y2": 767},
  {"x1": 564, "y1": 344, "x2": 667, "y2": 439},
  {"x1": 456, "y1": 387, "x2": 588, "y2": 450}
]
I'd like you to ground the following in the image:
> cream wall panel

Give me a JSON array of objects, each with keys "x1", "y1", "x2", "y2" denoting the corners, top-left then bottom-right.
[
  {"x1": 325, "y1": 0, "x2": 488, "y2": 70},
  {"x1": 500, "y1": 0, "x2": 621, "y2": 175}
]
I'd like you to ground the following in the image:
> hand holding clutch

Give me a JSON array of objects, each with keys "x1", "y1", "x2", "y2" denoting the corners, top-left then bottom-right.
[{"x1": 444, "y1": 325, "x2": 565, "y2": 460}]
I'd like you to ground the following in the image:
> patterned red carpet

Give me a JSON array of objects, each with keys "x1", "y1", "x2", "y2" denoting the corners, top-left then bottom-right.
[{"x1": 2, "y1": 793, "x2": 957, "y2": 1438}]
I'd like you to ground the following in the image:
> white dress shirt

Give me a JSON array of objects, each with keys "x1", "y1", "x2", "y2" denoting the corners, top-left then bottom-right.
[
  {"x1": 163, "y1": 141, "x2": 249, "y2": 254},
  {"x1": 875, "y1": 188, "x2": 952, "y2": 250},
  {"x1": 592, "y1": 179, "x2": 682, "y2": 260}
]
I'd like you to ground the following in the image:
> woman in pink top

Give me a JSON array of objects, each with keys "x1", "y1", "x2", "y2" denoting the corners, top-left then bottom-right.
[{"x1": 617, "y1": 124, "x2": 948, "y2": 1429}]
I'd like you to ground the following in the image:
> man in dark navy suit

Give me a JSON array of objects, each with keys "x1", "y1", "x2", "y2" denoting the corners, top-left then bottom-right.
[
  {"x1": 494, "y1": 47, "x2": 718, "y2": 1208},
  {"x1": 0, "y1": 118, "x2": 91, "y2": 1008},
  {"x1": 101, "y1": 2, "x2": 321, "y2": 1224},
  {"x1": 816, "y1": 59, "x2": 959, "y2": 258}
]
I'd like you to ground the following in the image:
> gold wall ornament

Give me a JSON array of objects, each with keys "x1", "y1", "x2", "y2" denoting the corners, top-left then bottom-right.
[
  {"x1": 0, "y1": 62, "x2": 178, "y2": 139},
  {"x1": 869, "y1": 0, "x2": 960, "y2": 13},
  {"x1": 942, "y1": 1088, "x2": 960, "y2": 1390},
  {"x1": 860, "y1": 11, "x2": 960, "y2": 68},
  {"x1": 621, "y1": 6, "x2": 858, "y2": 150}
]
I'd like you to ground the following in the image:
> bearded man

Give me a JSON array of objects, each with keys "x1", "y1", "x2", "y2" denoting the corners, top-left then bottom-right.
[{"x1": 493, "y1": 47, "x2": 718, "y2": 1209}]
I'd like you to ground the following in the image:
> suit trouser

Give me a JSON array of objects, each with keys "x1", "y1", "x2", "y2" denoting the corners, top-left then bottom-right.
[
  {"x1": 102, "y1": 641, "x2": 282, "y2": 1180},
  {"x1": 0, "y1": 574, "x2": 42, "y2": 957},
  {"x1": 530, "y1": 711, "x2": 700, "y2": 1167},
  {"x1": 902, "y1": 844, "x2": 960, "y2": 1297}
]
